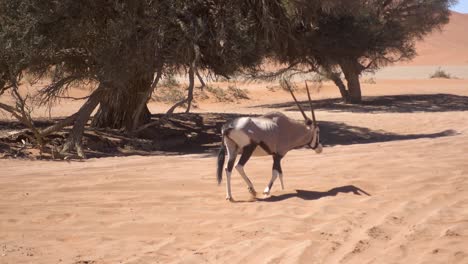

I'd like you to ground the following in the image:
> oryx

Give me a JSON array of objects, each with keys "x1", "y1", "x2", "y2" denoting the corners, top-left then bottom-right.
[{"x1": 217, "y1": 80, "x2": 323, "y2": 201}]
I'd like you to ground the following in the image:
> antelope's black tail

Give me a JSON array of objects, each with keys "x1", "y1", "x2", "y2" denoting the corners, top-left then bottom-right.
[
  {"x1": 217, "y1": 143, "x2": 226, "y2": 185},
  {"x1": 217, "y1": 123, "x2": 235, "y2": 185}
]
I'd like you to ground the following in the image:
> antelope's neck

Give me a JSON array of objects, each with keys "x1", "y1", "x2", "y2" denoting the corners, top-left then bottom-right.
[{"x1": 284, "y1": 124, "x2": 314, "y2": 151}]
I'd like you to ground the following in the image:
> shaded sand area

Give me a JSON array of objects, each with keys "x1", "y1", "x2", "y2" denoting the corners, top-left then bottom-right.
[{"x1": 1, "y1": 77, "x2": 468, "y2": 263}]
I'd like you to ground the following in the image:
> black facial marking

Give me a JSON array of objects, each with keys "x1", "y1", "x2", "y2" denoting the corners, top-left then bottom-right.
[
  {"x1": 312, "y1": 129, "x2": 320, "y2": 149},
  {"x1": 307, "y1": 127, "x2": 320, "y2": 149}
]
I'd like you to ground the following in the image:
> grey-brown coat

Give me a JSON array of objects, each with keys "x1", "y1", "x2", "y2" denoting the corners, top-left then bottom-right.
[{"x1": 217, "y1": 112, "x2": 322, "y2": 201}]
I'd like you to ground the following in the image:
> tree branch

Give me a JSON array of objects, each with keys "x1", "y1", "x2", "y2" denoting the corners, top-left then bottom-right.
[
  {"x1": 60, "y1": 85, "x2": 104, "y2": 158},
  {"x1": 131, "y1": 66, "x2": 163, "y2": 132},
  {"x1": 38, "y1": 75, "x2": 85, "y2": 105},
  {"x1": 39, "y1": 114, "x2": 78, "y2": 137}
]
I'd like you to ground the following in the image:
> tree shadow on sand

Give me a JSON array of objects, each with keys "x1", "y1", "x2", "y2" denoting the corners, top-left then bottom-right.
[
  {"x1": 0, "y1": 110, "x2": 458, "y2": 158},
  {"x1": 258, "y1": 185, "x2": 371, "y2": 202},
  {"x1": 255, "y1": 94, "x2": 468, "y2": 113},
  {"x1": 156, "y1": 113, "x2": 457, "y2": 156},
  {"x1": 319, "y1": 121, "x2": 456, "y2": 146}
]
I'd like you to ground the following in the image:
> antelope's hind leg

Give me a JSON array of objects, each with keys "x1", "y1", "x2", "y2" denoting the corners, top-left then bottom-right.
[
  {"x1": 236, "y1": 143, "x2": 257, "y2": 197},
  {"x1": 224, "y1": 138, "x2": 238, "y2": 202}
]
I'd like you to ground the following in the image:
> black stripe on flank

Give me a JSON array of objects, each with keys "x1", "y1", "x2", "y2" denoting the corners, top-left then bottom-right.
[
  {"x1": 259, "y1": 141, "x2": 273, "y2": 155},
  {"x1": 238, "y1": 143, "x2": 257, "y2": 166}
]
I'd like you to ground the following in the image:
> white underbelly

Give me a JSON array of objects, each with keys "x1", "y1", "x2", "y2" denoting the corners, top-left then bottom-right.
[
  {"x1": 227, "y1": 129, "x2": 271, "y2": 157},
  {"x1": 234, "y1": 143, "x2": 270, "y2": 156},
  {"x1": 228, "y1": 130, "x2": 250, "y2": 148}
]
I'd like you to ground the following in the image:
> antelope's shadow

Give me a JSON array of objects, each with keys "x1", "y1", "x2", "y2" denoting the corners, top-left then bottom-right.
[{"x1": 258, "y1": 185, "x2": 371, "y2": 202}]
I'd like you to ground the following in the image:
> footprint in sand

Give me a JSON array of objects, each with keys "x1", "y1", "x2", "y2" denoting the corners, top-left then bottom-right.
[
  {"x1": 444, "y1": 229, "x2": 461, "y2": 237},
  {"x1": 367, "y1": 226, "x2": 391, "y2": 240},
  {"x1": 351, "y1": 240, "x2": 370, "y2": 254},
  {"x1": 46, "y1": 213, "x2": 74, "y2": 222},
  {"x1": 340, "y1": 239, "x2": 371, "y2": 262}
]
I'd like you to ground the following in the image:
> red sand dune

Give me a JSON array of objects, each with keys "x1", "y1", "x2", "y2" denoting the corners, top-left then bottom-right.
[{"x1": 401, "y1": 11, "x2": 468, "y2": 65}]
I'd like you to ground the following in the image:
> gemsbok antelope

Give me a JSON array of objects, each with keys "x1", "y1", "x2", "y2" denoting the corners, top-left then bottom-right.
[{"x1": 217, "y1": 80, "x2": 323, "y2": 201}]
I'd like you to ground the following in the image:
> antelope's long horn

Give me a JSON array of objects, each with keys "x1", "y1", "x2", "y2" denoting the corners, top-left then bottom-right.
[
  {"x1": 305, "y1": 81, "x2": 317, "y2": 126},
  {"x1": 283, "y1": 80, "x2": 308, "y2": 121}
]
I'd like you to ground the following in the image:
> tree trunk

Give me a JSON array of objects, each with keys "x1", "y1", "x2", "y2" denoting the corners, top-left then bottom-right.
[
  {"x1": 185, "y1": 65, "x2": 195, "y2": 113},
  {"x1": 185, "y1": 43, "x2": 200, "y2": 113},
  {"x1": 92, "y1": 75, "x2": 153, "y2": 131},
  {"x1": 61, "y1": 86, "x2": 103, "y2": 158},
  {"x1": 339, "y1": 60, "x2": 362, "y2": 104},
  {"x1": 196, "y1": 69, "x2": 205, "y2": 91},
  {"x1": 165, "y1": 65, "x2": 195, "y2": 116},
  {"x1": 327, "y1": 71, "x2": 350, "y2": 102},
  {"x1": 131, "y1": 68, "x2": 163, "y2": 132},
  {"x1": 166, "y1": 44, "x2": 198, "y2": 116}
]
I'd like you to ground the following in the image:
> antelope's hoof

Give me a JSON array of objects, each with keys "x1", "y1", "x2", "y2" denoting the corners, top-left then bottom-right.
[
  {"x1": 226, "y1": 197, "x2": 234, "y2": 202},
  {"x1": 315, "y1": 144, "x2": 323, "y2": 154},
  {"x1": 263, "y1": 192, "x2": 270, "y2": 198},
  {"x1": 248, "y1": 187, "x2": 257, "y2": 196}
]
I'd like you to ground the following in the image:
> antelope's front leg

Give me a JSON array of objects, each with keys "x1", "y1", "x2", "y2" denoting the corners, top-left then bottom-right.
[
  {"x1": 264, "y1": 154, "x2": 283, "y2": 197},
  {"x1": 278, "y1": 172, "x2": 284, "y2": 190},
  {"x1": 263, "y1": 170, "x2": 278, "y2": 197}
]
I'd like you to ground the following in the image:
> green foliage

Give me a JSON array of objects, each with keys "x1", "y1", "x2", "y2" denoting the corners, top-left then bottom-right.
[
  {"x1": 205, "y1": 86, "x2": 229, "y2": 102},
  {"x1": 280, "y1": 0, "x2": 454, "y2": 70},
  {"x1": 227, "y1": 86, "x2": 250, "y2": 100},
  {"x1": 204, "y1": 85, "x2": 250, "y2": 102},
  {"x1": 0, "y1": 0, "x2": 456, "y2": 111},
  {"x1": 430, "y1": 68, "x2": 454, "y2": 79},
  {"x1": 154, "y1": 83, "x2": 250, "y2": 104},
  {"x1": 282, "y1": 0, "x2": 454, "y2": 103},
  {"x1": 362, "y1": 77, "x2": 376, "y2": 84},
  {"x1": 161, "y1": 74, "x2": 180, "y2": 88},
  {"x1": 0, "y1": 0, "x2": 279, "y2": 129},
  {"x1": 154, "y1": 87, "x2": 186, "y2": 104}
]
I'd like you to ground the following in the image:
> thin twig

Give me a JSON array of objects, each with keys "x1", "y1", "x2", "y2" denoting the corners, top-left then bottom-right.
[{"x1": 55, "y1": 95, "x2": 91, "y2": 100}]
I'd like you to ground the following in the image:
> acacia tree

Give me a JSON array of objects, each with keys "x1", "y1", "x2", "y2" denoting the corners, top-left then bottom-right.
[
  {"x1": 0, "y1": 0, "x2": 168, "y2": 156},
  {"x1": 282, "y1": 0, "x2": 455, "y2": 103},
  {"x1": 1, "y1": 1, "x2": 161, "y2": 119},
  {"x1": 0, "y1": 0, "x2": 285, "y2": 157},
  {"x1": 163, "y1": 0, "x2": 289, "y2": 114}
]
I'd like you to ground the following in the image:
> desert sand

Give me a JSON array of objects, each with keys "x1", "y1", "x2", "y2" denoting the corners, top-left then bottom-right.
[{"x1": 1, "y1": 11, "x2": 468, "y2": 264}]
